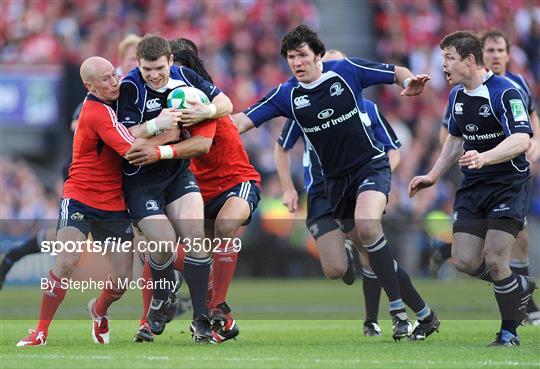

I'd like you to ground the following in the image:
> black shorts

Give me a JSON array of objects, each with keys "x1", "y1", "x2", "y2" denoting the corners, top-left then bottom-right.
[
  {"x1": 204, "y1": 180, "x2": 261, "y2": 225},
  {"x1": 123, "y1": 167, "x2": 200, "y2": 224},
  {"x1": 325, "y1": 156, "x2": 391, "y2": 233},
  {"x1": 56, "y1": 198, "x2": 133, "y2": 242},
  {"x1": 453, "y1": 173, "x2": 531, "y2": 238},
  {"x1": 306, "y1": 192, "x2": 339, "y2": 240}
]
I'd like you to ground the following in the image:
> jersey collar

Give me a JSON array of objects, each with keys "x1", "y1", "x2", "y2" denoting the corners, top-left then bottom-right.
[{"x1": 87, "y1": 93, "x2": 114, "y2": 107}]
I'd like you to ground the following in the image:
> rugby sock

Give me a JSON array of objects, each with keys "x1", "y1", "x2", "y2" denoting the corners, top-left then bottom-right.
[
  {"x1": 184, "y1": 255, "x2": 211, "y2": 317},
  {"x1": 493, "y1": 273, "x2": 521, "y2": 336},
  {"x1": 94, "y1": 278, "x2": 125, "y2": 317},
  {"x1": 471, "y1": 260, "x2": 494, "y2": 283},
  {"x1": 509, "y1": 259, "x2": 538, "y2": 313},
  {"x1": 362, "y1": 268, "x2": 381, "y2": 322},
  {"x1": 140, "y1": 261, "x2": 152, "y2": 325},
  {"x1": 36, "y1": 270, "x2": 68, "y2": 333},
  {"x1": 364, "y1": 236, "x2": 406, "y2": 319},
  {"x1": 1, "y1": 232, "x2": 43, "y2": 280},
  {"x1": 210, "y1": 251, "x2": 238, "y2": 309},
  {"x1": 148, "y1": 254, "x2": 175, "y2": 301},
  {"x1": 395, "y1": 262, "x2": 431, "y2": 319}
]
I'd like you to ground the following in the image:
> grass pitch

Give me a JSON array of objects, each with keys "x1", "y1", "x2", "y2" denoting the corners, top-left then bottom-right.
[{"x1": 1, "y1": 279, "x2": 539, "y2": 369}]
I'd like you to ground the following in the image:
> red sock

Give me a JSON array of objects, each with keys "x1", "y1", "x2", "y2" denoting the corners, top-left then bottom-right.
[
  {"x1": 173, "y1": 245, "x2": 185, "y2": 274},
  {"x1": 140, "y1": 261, "x2": 152, "y2": 325},
  {"x1": 36, "y1": 270, "x2": 68, "y2": 333},
  {"x1": 94, "y1": 278, "x2": 125, "y2": 317},
  {"x1": 210, "y1": 251, "x2": 238, "y2": 309}
]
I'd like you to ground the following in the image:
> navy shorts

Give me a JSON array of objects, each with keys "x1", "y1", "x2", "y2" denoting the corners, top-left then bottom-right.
[
  {"x1": 123, "y1": 167, "x2": 200, "y2": 224},
  {"x1": 56, "y1": 198, "x2": 133, "y2": 242},
  {"x1": 325, "y1": 156, "x2": 391, "y2": 233},
  {"x1": 453, "y1": 173, "x2": 531, "y2": 238},
  {"x1": 204, "y1": 180, "x2": 261, "y2": 225},
  {"x1": 306, "y1": 192, "x2": 339, "y2": 240}
]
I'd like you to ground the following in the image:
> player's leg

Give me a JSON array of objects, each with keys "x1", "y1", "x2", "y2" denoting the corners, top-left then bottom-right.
[
  {"x1": 166, "y1": 191, "x2": 212, "y2": 343},
  {"x1": 0, "y1": 228, "x2": 55, "y2": 289},
  {"x1": 88, "y1": 214, "x2": 133, "y2": 344},
  {"x1": 350, "y1": 190, "x2": 411, "y2": 340},
  {"x1": 510, "y1": 226, "x2": 539, "y2": 324},
  {"x1": 357, "y1": 250, "x2": 382, "y2": 336},
  {"x1": 17, "y1": 198, "x2": 90, "y2": 347}
]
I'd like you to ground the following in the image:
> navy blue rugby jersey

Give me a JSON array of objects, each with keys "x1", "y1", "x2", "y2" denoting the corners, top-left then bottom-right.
[
  {"x1": 117, "y1": 65, "x2": 221, "y2": 177},
  {"x1": 447, "y1": 71, "x2": 533, "y2": 181},
  {"x1": 246, "y1": 58, "x2": 395, "y2": 178}
]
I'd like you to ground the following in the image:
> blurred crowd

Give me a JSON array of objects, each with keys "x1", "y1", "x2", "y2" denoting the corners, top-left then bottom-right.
[{"x1": 1, "y1": 0, "x2": 539, "y2": 275}]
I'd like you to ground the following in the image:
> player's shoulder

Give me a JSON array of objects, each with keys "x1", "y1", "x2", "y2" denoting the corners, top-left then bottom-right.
[
  {"x1": 449, "y1": 84, "x2": 464, "y2": 98},
  {"x1": 363, "y1": 98, "x2": 376, "y2": 111},
  {"x1": 487, "y1": 73, "x2": 516, "y2": 91}
]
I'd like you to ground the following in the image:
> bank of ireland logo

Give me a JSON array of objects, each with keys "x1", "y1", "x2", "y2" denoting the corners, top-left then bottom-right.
[
  {"x1": 294, "y1": 95, "x2": 310, "y2": 109},
  {"x1": 145, "y1": 200, "x2": 159, "y2": 211},
  {"x1": 330, "y1": 82, "x2": 344, "y2": 96},
  {"x1": 478, "y1": 104, "x2": 491, "y2": 117},
  {"x1": 465, "y1": 124, "x2": 479, "y2": 132},
  {"x1": 509, "y1": 99, "x2": 528, "y2": 121},
  {"x1": 317, "y1": 108, "x2": 334, "y2": 120},
  {"x1": 454, "y1": 103, "x2": 464, "y2": 115}
]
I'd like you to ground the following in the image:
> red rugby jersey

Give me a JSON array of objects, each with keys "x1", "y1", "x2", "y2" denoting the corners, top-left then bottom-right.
[
  {"x1": 190, "y1": 115, "x2": 261, "y2": 202},
  {"x1": 63, "y1": 94, "x2": 135, "y2": 211}
]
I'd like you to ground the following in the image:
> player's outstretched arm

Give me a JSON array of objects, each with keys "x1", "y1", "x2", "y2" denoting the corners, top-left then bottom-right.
[
  {"x1": 274, "y1": 143, "x2": 299, "y2": 213},
  {"x1": 180, "y1": 92, "x2": 233, "y2": 126},
  {"x1": 231, "y1": 112, "x2": 255, "y2": 134},
  {"x1": 408, "y1": 134, "x2": 463, "y2": 198},
  {"x1": 126, "y1": 135, "x2": 212, "y2": 166},
  {"x1": 459, "y1": 133, "x2": 530, "y2": 169},
  {"x1": 394, "y1": 66, "x2": 430, "y2": 96}
]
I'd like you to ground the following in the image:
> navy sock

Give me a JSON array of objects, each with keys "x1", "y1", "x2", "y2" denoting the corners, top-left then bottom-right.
[
  {"x1": 472, "y1": 260, "x2": 494, "y2": 283},
  {"x1": 362, "y1": 268, "x2": 381, "y2": 322},
  {"x1": 184, "y1": 255, "x2": 211, "y2": 318},
  {"x1": 365, "y1": 236, "x2": 405, "y2": 318},
  {"x1": 395, "y1": 263, "x2": 431, "y2": 320},
  {"x1": 493, "y1": 273, "x2": 521, "y2": 336},
  {"x1": 509, "y1": 259, "x2": 538, "y2": 313},
  {"x1": 148, "y1": 254, "x2": 175, "y2": 301}
]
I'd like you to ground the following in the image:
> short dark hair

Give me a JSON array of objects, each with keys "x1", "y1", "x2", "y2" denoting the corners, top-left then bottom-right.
[
  {"x1": 170, "y1": 38, "x2": 199, "y2": 57},
  {"x1": 280, "y1": 24, "x2": 325, "y2": 58},
  {"x1": 440, "y1": 31, "x2": 484, "y2": 66},
  {"x1": 481, "y1": 29, "x2": 510, "y2": 53},
  {"x1": 137, "y1": 34, "x2": 171, "y2": 61}
]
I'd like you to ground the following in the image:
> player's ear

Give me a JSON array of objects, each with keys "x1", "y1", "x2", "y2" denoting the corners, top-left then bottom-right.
[{"x1": 168, "y1": 55, "x2": 174, "y2": 67}]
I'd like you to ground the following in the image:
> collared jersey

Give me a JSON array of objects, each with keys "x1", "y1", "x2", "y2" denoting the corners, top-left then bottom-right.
[
  {"x1": 245, "y1": 58, "x2": 396, "y2": 178},
  {"x1": 447, "y1": 71, "x2": 533, "y2": 181},
  {"x1": 63, "y1": 94, "x2": 135, "y2": 211}
]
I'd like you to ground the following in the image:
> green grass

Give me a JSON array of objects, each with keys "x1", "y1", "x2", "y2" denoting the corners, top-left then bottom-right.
[{"x1": 1, "y1": 279, "x2": 539, "y2": 369}]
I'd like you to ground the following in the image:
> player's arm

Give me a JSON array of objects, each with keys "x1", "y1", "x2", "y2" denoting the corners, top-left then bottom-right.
[
  {"x1": 459, "y1": 90, "x2": 532, "y2": 169},
  {"x1": 394, "y1": 66, "x2": 430, "y2": 96},
  {"x1": 526, "y1": 110, "x2": 540, "y2": 161},
  {"x1": 117, "y1": 80, "x2": 182, "y2": 138},
  {"x1": 274, "y1": 119, "x2": 302, "y2": 212},
  {"x1": 387, "y1": 149, "x2": 400, "y2": 172},
  {"x1": 232, "y1": 112, "x2": 256, "y2": 134},
  {"x1": 93, "y1": 105, "x2": 136, "y2": 157},
  {"x1": 126, "y1": 120, "x2": 216, "y2": 166},
  {"x1": 409, "y1": 134, "x2": 463, "y2": 198}
]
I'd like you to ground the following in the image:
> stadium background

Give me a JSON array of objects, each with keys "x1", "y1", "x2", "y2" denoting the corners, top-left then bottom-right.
[{"x1": 1, "y1": 0, "x2": 539, "y2": 286}]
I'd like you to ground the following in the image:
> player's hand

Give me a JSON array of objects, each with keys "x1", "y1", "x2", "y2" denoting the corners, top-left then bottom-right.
[
  {"x1": 401, "y1": 74, "x2": 431, "y2": 96},
  {"x1": 179, "y1": 99, "x2": 215, "y2": 127},
  {"x1": 125, "y1": 145, "x2": 159, "y2": 166},
  {"x1": 156, "y1": 108, "x2": 182, "y2": 130},
  {"x1": 459, "y1": 150, "x2": 486, "y2": 169},
  {"x1": 526, "y1": 139, "x2": 540, "y2": 162},
  {"x1": 282, "y1": 189, "x2": 299, "y2": 213},
  {"x1": 408, "y1": 174, "x2": 436, "y2": 198}
]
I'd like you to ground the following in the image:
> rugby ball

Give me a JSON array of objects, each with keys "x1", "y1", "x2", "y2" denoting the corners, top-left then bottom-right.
[{"x1": 167, "y1": 86, "x2": 210, "y2": 109}]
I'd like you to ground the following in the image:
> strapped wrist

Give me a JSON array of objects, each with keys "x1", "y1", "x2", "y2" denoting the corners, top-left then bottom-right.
[
  {"x1": 146, "y1": 119, "x2": 159, "y2": 136},
  {"x1": 157, "y1": 145, "x2": 175, "y2": 159},
  {"x1": 207, "y1": 103, "x2": 217, "y2": 119}
]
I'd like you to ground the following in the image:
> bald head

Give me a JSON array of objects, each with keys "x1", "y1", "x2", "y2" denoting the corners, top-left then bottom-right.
[
  {"x1": 80, "y1": 56, "x2": 120, "y2": 103},
  {"x1": 80, "y1": 56, "x2": 115, "y2": 83},
  {"x1": 322, "y1": 49, "x2": 346, "y2": 62}
]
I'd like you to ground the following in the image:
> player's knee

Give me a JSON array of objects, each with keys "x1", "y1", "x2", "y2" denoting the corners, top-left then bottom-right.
[
  {"x1": 452, "y1": 253, "x2": 477, "y2": 275},
  {"x1": 513, "y1": 230, "x2": 529, "y2": 254},
  {"x1": 322, "y1": 265, "x2": 345, "y2": 280},
  {"x1": 483, "y1": 250, "x2": 505, "y2": 275},
  {"x1": 214, "y1": 219, "x2": 238, "y2": 238},
  {"x1": 55, "y1": 255, "x2": 79, "y2": 278},
  {"x1": 355, "y1": 222, "x2": 382, "y2": 245}
]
